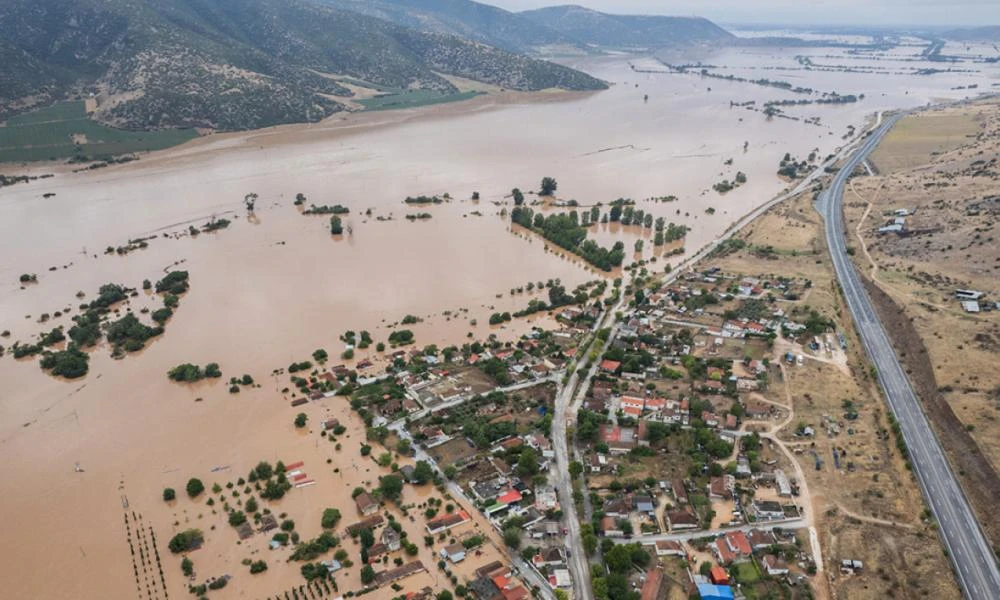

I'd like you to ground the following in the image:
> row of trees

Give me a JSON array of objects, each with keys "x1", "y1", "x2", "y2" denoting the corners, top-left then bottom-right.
[{"x1": 511, "y1": 207, "x2": 625, "y2": 271}]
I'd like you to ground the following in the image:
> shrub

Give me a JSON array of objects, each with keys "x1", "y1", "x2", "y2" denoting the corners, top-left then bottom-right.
[
  {"x1": 163, "y1": 488, "x2": 176, "y2": 502},
  {"x1": 186, "y1": 478, "x2": 205, "y2": 498}
]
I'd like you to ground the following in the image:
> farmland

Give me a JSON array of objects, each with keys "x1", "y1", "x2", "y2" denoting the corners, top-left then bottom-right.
[{"x1": 0, "y1": 101, "x2": 197, "y2": 163}]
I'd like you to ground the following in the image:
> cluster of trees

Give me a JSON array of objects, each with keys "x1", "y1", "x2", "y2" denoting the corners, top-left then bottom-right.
[
  {"x1": 713, "y1": 173, "x2": 746, "y2": 194},
  {"x1": 511, "y1": 207, "x2": 625, "y2": 272},
  {"x1": 39, "y1": 345, "x2": 89, "y2": 379},
  {"x1": 168, "y1": 529, "x2": 203, "y2": 554},
  {"x1": 477, "y1": 357, "x2": 513, "y2": 386},
  {"x1": 387, "y1": 329, "x2": 414, "y2": 346},
  {"x1": 303, "y1": 204, "x2": 349, "y2": 215},
  {"x1": 653, "y1": 219, "x2": 689, "y2": 246},
  {"x1": 404, "y1": 195, "x2": 443, "y2": 204},
  {"x1": 106, "y1": 313, "x2": 163, "y2": 355},
  {"x1": 155, "y1": 271, "x2": 189, "y2": 295},
  {"x1": 167, "y1": 362, "x2": 222, "y2": 382},
  {"x1": 591, "y1": 542, "x2": 650, "y2": 600},
  {"x1": 201, "y1": 218, "x2": 230, "y2": 232},
  {"x1": 329, "y1": 216, "x2": 344, "y2": 235}
]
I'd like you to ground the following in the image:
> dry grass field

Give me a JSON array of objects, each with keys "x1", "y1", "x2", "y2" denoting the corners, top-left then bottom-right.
[
  {"x1": 843, "y1": 98, "x2": 1000, "y2": 550},
  {"x1": 869, "y1": 110, "x2": 981, "y2": 172}
]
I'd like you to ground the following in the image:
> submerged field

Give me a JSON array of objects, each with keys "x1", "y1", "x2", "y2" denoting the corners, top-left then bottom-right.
[{"x1": 0, "y1": 101, "x2": 198, "y2": 163}]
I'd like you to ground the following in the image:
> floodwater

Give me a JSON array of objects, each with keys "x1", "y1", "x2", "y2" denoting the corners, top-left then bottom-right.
[{"x1": 0, "y1": 47, "x2": 997, "y2": 599}]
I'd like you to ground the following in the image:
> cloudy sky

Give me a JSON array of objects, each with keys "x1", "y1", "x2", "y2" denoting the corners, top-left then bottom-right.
[{"x1": 483, "y1": 0, "x2": 1000, "y2": 27}]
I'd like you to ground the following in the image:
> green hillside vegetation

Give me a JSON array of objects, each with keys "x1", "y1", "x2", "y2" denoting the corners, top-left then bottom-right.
[
  {"x1": 359, "y1": 90, "x2": 484, "y2": 111},
  {"x1": 0, "y1": 0, "x2": 607, "y2": 132},
  {"x1": 0, "y1": 102, "x2": 197, "y2": 163}
]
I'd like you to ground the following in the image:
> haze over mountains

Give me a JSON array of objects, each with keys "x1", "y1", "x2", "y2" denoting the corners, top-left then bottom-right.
[{"x1": 321, "y1": 1, "x2": 733, "y2": 53}]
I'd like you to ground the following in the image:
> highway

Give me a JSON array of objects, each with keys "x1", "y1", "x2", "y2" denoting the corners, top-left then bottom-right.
[{"x1": 819, "y1": 112, "x2": 1000, "y2": 600}]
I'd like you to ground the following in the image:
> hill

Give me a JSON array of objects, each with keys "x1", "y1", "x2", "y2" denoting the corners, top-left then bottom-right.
[
  {"x1": 520, "y1": 5, "x2": 735, "y2": 50},
  {"x1": 321, "y1": 0, "x2": 569, "y2": 53},
  {"x1": 941, "y1": 26, "x2": 1000, "y2": 42},
  {"x1": 0, "y1": 0, "x2": 607, "y2": 132}
]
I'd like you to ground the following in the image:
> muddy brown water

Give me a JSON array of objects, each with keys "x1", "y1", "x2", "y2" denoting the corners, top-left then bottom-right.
[{"x1": 0, "y1": 49, "x2": 996, "y2": 598}]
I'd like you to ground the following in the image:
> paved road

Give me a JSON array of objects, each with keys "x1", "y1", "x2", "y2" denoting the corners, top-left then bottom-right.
[
  {"x1": 607, "y1": 518, "x2": 806, "y2": 545},
  {"x1": 552, "y1": 299, "x2": 624, "y2": 600},
  {"x1": 819, "y1": 113, "x2": 1000, "y2": 600}
]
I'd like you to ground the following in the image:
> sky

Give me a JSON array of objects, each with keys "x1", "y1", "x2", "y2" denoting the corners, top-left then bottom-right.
[{"x1": 483, "y1": 0, "x2": 1000, "y2": 27}]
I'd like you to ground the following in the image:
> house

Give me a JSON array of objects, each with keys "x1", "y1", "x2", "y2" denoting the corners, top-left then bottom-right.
[
  {"x1": 725, "y1": 414, "x2": 738, "y2": 430},
  {"x1": 527, "y1": 433, "x2": 555, "y2": 458},
  {"x1": 259, "y1": 514, "x2": 278, "y2": 532},
  {"x1": 672, "y1": 478, "x2": 689, "y2": 505},
  {"x1": 471, "y1": 477, "x2": 508, "y2": 503},
  {"x1": 345, "y1": 515, "x2": 384, "y2": 536},
  {"x1": 589, "y1": 453, "x2": 608, "y2": 473},
  {"x1": 534, "y1": 486, "x2": 559, "y2": 512},
  {"x1": 724, "y1": 531, "x2": 752, "y2": 559},
  {"x1": 762, "y1": 555, "x2": 789, "y2": 576},
  {"x1": 599, "y1": 516, "x2": 624, "y2": 537},
  {"x1": 476, "y1": 561, "x2": 510, "y2": 580},
  {"x1": 440, "y1": 543, "x2": 467, "y2": 563},
  {"x1": 621, "y1": 395, "x2": 646, "y2": 412},
  {"x1": 640, "y1": 569, "x2": 667, "y2": 600},
  {"x1": 355, "y1": 492, "x2": 379, "y2": 516},
  {"x1": 633, "y1": 495, "x2": 656, "y2": 515},
  {"x1": 322, "y1": 418, "x2": 341, "y2": 431},
  {"x1": 381, "y1": 527, "x2": 401, "y2": 551},
  {"x1": 713, "y1": 538, "x2": 735, "y2": 565},
  {"x1": 527, "y1": 520, "x2": 562, "y2": 539},
  {"x1": 533, "y1": 546, "x2": 566, "y2": 568},
  {"x1": 602, "y1": 496, "x2": 632, "y2": 518},
  {"x1": 367, "y1": 543, "x2": 389, "y2": 563},
  {"x1": 696, "y1": 584, "x2": 734, "y2": 600},
  {"x1": 405, "y1": 588, "x2": 434, "y2": 600},
  {"x1": 775, "y1": 469, "x2": 792, "y2": 497},
  {"x1": 421, "y1": 427, "x2": 449, "y2": 447},
  {"x1": 599, "y1": 424, "x2": 644, "y2": 454},
  {"x1": 750, "y1": 500, "x2": 785, "y2": 521},
  {"x1": 236, "y1": 522, "x2": 254, "y2": 540},
  {"x1": 654, "y1": 540, "x2": 685, "y2": 557},
  {"x1": 709, "y1": 565, "x2": 730, "y2": 585},
  {"x1": 373, "y1": 560, "x2": 426, "y2": 587},
  {"x1": 549, "y1": 568, "x2": 572, "y2": 589},
  {"x1": 599, "y1": 359, "x2": 622, "y2": 374},
  {"x1": 735, "y1": 456, "x2": 752, "y2": 478},
  {"x1": 469, "y1": 576, "x2": 503, "y2": 600},
  {"x1": 666, "y1": 510, "x2": 699, "y2": 531},
  {"x1": 399, "y1": 464, "x2": 416, "y2": 483},
  {"x1": 708, "y1": 475, "x2": 735, "y2": 500},
  {"x1": 426, "y1": 511, "x2": 470, "y2": 534},
  {"x1": 622, "y1": 405, "x2": 643, "y2": 418},
  {"x1": 746, "y1": 528, "x2": 776, "y2": 551},
  {"x1": 497, "y1": 489, "x2": 523, "y2": 506}
]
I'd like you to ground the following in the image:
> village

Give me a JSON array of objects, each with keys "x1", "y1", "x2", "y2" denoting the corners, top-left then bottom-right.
[{"x1": 158, "y1": 237, "x2": 899, "y2": 600}]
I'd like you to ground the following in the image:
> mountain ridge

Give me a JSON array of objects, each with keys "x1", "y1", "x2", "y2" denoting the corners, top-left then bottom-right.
[
  {"x1": 0, "y1": 0, "x2": 607, "y2": 131},
  {"x1": 520, "y1": 4, "x2": 735, "y2": 50}
]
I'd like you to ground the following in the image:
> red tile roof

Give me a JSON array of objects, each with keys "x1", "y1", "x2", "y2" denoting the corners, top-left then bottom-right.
[
  {"x1": 726, "y1": 531, "x2": 752, "y2": 556},
  {"x1": 710, "y1": 565, "x2": 730, "y2": 584},
  {"x1": 600, "y1": 359, "x2": 621, "y2": 372},
  {"x1": 497, "y1": 489, "x2": 523, "y2": 505}
]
